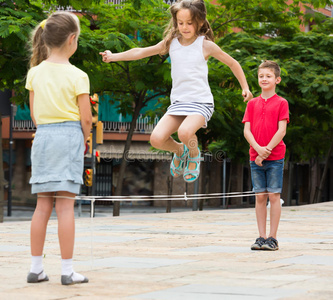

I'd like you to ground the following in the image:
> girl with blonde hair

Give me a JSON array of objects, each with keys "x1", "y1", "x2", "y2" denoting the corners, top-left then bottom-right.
[{"x1": 26, "y1": 11, "x2": 91, "y2": 285}]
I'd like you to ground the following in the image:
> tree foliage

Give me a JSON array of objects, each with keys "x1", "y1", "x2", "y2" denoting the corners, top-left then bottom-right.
[
  {"x1": 207, "y1": 0, "x2": 332, "y2": 38},
  {"x1": 207, "y1": 28, "x2": 333, "y2": 162},
  {"x1": 1, "y1": 0, "x2": 332, "y2": 165},
  {"x1": 76, "y1": 0, "x2": 171, "y2": 114},
  {"x1": 0, "y1": 1, "x2": 45, "y2": 97}
]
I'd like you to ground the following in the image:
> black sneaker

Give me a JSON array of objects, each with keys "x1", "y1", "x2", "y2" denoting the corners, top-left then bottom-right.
[
  {"x1": 262, "y1": 237, "x2": 279, "y2": 251},
  {"x1": 251, "y1": 237, "x2": 266, "y2": 250}
]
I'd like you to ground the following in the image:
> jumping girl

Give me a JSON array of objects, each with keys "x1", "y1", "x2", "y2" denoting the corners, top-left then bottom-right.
[{"x1": 100, "y1": 0, "x2": 252, "y2": 182}]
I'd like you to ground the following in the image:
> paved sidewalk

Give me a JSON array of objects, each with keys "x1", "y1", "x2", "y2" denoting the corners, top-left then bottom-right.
[{"x1": 0, "y1": 202, "x2": 333, "y2": 299}]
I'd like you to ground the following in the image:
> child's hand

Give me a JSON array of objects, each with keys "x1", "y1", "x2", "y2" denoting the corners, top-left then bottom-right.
[
  {"x1": 255, "y1": 155, "x2": 264, "y2": 166},
  {"x1": 99, "y1": 50, "x2": 112, "y2": 63},
  {"x1": 257, "y1": 146, "x2": 271, "y2": 159},
  {"x1": 242, "y1": 90, "x2": 253, "y2": 102}
]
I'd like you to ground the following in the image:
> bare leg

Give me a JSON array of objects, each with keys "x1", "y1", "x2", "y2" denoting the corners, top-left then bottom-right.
[
  {"x1": 255, "y1": 192, "x2": 268, "y2": 238},
  {"x1": 178, "y1": 115, "x2": 205, "y2": 180},
  {"x1": 150, "y1": 115, "x2": 186, "y2": 177},
  {"x1": 55, "y1": 191, "x2": 88, "y2": 285},
  {"x1": 28, "y1": 193, "x2": 54, "y2": 282},
  {"x1": 55, "y1": 192, "x2": 75, "y2": 259},
  {"x1": 150, "y1": 114, "x2": 186, "y2": 154},
  {"x1": 30, "y1": 193, "x2": 54, "y2": 256},
  {"x1": 268, "y1": 193, "x2": 281, "y2": 239}
]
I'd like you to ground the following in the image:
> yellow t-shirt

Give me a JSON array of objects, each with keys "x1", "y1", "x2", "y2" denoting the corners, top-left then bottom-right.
[{"x1": 25, "y1": 61, "x2": 90, "y2": 125}]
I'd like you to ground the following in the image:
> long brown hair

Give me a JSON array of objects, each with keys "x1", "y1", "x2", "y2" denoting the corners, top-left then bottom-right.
[
  {"x1": 29, "y1": 11, "x2": 80, "y2": 68},
  {"x1": 162, "y1": 0, "x2": 214, "y2": 54}
]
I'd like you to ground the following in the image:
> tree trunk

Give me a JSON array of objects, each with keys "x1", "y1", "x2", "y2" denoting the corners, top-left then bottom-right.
[
  {"x1": 314, "y1": 140, "x2": 333, "y2": 203},
  {"x1": 198, "y1": 156, "x2": 206, "y2": 211},
  {"x1": 113, "y1": 98, "x2": 144, "y2": 216},
  {"x1": 286, "y1": 160, "x2": 293, "y2": 206},
  {"x1": 166, "y1": 175, "x2": 172, "y2": 213},
  {"x1": 227, "y1": 161, "x2": 243, "y2": 207},
  {"x1": 0, "y1": 119, "x2": 4, "y2": 223},
  {"x1": 309, "y1": 158, "x2": 320, "y2": 204}
]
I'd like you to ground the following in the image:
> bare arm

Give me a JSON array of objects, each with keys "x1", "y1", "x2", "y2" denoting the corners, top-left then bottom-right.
[
  {"x1": 244, "y1": 120, "x2": 287, "y2": 166},
  {"x1": 29, "y1": 91, "x2": 37, "y2": 126},
  {"x1": 203, "y1": 40, "x2": 253, "y2": 102},
  {"x1": 267, "y1": 120, "x2": 288, "y2": 150},
  {"x1": 77, "y1": 93, "x2": 92, "y2": 142},
  {"x1": 99, "y1": 41, "x2": 165, "y2": 63},
  {"x1": 244, "y1": 122, "x2": 271, "y2": 159}
]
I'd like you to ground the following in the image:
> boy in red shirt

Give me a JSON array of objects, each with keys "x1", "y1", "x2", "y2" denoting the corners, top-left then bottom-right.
[{"x1": 242, "y1": 61, "x2": 289, "y2": 251}]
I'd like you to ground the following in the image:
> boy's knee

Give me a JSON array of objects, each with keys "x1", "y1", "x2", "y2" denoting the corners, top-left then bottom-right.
[
  {"x1": 269, "y1": 194, "x2": 281, "y2": 203},
  {"x1": 256, "y1": 194, "x2": 268, "y2": 203}
]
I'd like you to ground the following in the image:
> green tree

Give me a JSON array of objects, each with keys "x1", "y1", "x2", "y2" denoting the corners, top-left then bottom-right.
[
  {"x1": 0, "y1": 0, "x2": 104, "y2": 221},
  {"x1": 0, "y1": 0, "x2": 101, "y2": 97},
  {"x1": 1, "y1": 0, "x2": 332, "y2": 215},
  {"x1": 207, "y1": 0, "x2": 332, "y2": 38},
  {"x1": 198, "y1": 0, "x2": 332, "y2": 203},
  {"x1": 79, "y1": 1, "x2": 171, "y2": 215},
  {"x1": 207, "y1": 28, "x2": 333, "y2": 202},
  {"x1": 1, "y1": 0, "x2": 171, "y2": 217}
]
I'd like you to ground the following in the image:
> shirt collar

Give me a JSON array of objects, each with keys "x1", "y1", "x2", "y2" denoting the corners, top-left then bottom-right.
[{"x1": 259, "y1": 94, "x2": 277, "y2": 101}]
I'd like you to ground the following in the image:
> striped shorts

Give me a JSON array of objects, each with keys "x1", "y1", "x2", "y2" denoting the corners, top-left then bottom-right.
[{"x1": 165, "y1": 101, "x2": 214, "y2": 128}]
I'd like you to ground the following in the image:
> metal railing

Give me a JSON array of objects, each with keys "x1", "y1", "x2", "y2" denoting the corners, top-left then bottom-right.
[
  {"x1": 105, "y1": 0, "x2": 123, "y2": 4},
  {"x1": 164, "y1": 0, "x2": 177, "y2": 5},
  {"x1": 102, "y1": 115, "x2": 159, "y2": 133},
  {"x1": 13, "y1": 120, "x2": 36, "y2": 131},
  {"x1": 13, "y1": 114, "x2": 160, "y2": 134}
]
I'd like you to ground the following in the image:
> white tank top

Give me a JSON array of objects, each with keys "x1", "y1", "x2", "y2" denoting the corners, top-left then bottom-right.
[{"x1": 169, "y1": 36, "x2": 214, "y2": 105}]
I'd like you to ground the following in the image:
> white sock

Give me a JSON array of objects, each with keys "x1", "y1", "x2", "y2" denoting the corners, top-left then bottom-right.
[
  {"x1": 61, "y1": 258, "x2": 73, "y2": 276},
  {"x1": 61, "y1": 258, "x2": 85, "y2": 282},
  {"x1": 71, "y1": 272, "x2": 86, "y2": 282},
  {"x1": 30, "y1": 255, "x2": 43, "y2": 274},
  {"x1": 30, "y1": 255, "x2": 47, "y2": 280}
]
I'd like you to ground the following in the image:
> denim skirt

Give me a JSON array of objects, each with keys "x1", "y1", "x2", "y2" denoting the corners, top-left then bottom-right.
[{"x1": 30, "y1": 121, "x2": 84, "y2": 194}]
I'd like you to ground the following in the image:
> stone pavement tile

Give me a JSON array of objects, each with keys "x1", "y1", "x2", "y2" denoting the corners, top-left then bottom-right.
[
  {"x1": 206, "y1": 221, "x2": 255, "y2": 226},
  {"x1": 314, "y1": 231, "x2": 333, "y2": 236},
  {"x1": 273, "y1": 255, "x2": 333, "y2": 266},
  {"x1": 176, "y1": 245, "x2": 252, "y2": 253},
  {"x1": 76, "y1": 256, "x2": 196, "y2": 269},
  {"x1": 130, "y1": 284, "x2": 304, "y2": 300},
  {"x1": 0, "y1": 244, "x2": 30, "y2": 252},
  {"x1": 76, "y1": 235, "x2": 149, "y2": 243},
  {"x1": 90, "y1": 224, "x2": 150, "y2": 232},
  {"x1": 0, "y1": 202, "x2": 333, "y2": 299}
]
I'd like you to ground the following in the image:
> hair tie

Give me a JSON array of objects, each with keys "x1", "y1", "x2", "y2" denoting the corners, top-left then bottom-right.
[{"x1": 40, "y1": 19, "x2": 47, "y2": 29}]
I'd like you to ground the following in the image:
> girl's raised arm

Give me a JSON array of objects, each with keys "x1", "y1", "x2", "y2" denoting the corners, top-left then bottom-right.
[
  {"x1": 100, "y1": 41, "x2": 165, "y2": 63},
  {"x1": 203, "y1": 40, "x2": 253, "y2": 102}
]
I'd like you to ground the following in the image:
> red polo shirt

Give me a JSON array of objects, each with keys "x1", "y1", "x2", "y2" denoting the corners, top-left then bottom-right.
[{"x1": 242, "y1": 94, "x2": 289, "y2": 161}]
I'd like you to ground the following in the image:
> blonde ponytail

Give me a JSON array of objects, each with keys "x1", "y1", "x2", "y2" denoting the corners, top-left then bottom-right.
[
  {"x1": 29, "y1": 25, "x2": 48, "y2": 68},
  {"x1": 28, "y1": 12, "x2": 79, "y2": 68}
]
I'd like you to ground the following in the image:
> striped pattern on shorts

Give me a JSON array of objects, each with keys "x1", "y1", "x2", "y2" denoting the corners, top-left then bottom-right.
[{"x1": 165, "y1": 101, "x2": 214, "y2": 128}]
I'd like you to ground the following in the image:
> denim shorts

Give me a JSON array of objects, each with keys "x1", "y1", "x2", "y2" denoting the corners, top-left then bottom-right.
[
  {"x1": 30, "y1": 121, "x2": 84, "y2": 194},
  {"x1": 250, "y1": 159, "x2": 284, "y2": 193}
]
